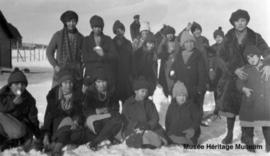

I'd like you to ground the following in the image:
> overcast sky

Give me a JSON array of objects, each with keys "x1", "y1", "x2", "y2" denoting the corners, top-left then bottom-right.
[{"x1": 1, "y1": 0, "x2": 270, "y2": 45}]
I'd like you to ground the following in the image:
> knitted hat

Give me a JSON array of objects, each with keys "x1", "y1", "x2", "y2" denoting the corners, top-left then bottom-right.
[
  {"x1": 172, "y1": 81, "x2": 188, "y2": 98},
  {"x1": 133, "y1": 76, "x2": 149, "y2": 91},
  {"x1": 243, "y1": 45, "x2": 261, "y2": 58},
  {"x1": 8, "y1": 68, "x2": 28, "y2": 86},
  {"x1": 93, "y1": 67, "x2": 108, "y2": 81},
  {"x1": 191, "y1": 22, "x2": 202, "y2": 33},
  {"x1": 140, "y1": 21, "x2": 150, "y2": 32},
  {"x1": 213, "y1": 27, "x2": 224, "y2": 39},
  {"x1": 60, "y1": 10, "x2": 78, "y2": 24},
  {"x1": 179, "y1": 31, "x2": 195, "y2": 47},
  {"x1": 163, "y1": 25, "x2": 176, "y2": 35},
  {"x1": 56, "y1": 68, "x2": 74, "y2": 84},
  {"x1": 229, "y1": 9, "x2": 250, "y2": 26},
  {"x1": 133, "y1": 14, "x2": 140, "y2": 19},
  {"x1": 90, "y1": 15, "x2": 104, "y2": 29},
  {"x1": 113, "y1": 20, "x2": 125, "y2": 34}
]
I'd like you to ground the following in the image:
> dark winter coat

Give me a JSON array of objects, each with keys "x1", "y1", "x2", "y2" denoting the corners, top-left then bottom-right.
[
  {"x1": 130, "y1": 21, "x2": 140, "y2": 41},
  {"x1": 0, "y1": 85, "x2": 40, "y2": 138},
  {"x1": 132, "y1": 47, "x2": 158, "y2": 95},
  {"x1": 42, "y1": 86, "x2": 84, "y2": 139},
  {"x1": 82, "y1": 88, "x2": 119, "y2": 117},
  {"x1": 46, "y1": 29, "x2": 84, "y2": 82},
  {"x1": 217, "y1": 28, "x2": 270, "y2": 117},
  {"x1": 122, "y1": 96, "x2": 165, "y2": 138},
  {"x1": 157, "y1": 39, "x2": 178, "y2": 96},
  {"x1": 82, "y1": 32, "x2": 118, "y2": 84},
  {"x1": 165, "y1": 99, "x2": 201, "y2": 137},
  {"x1": 237, "y1": 65, "x2": 270, "y2": 127},
  {"x1": 113, "y1": 36, "x2": 133, "y2": 102},
  {"x1": 170, "y1": 48, "x2": 207, "y2": 105},
  {"x1": 194, "y1": 36, "x2": 209, "y2": 69}
]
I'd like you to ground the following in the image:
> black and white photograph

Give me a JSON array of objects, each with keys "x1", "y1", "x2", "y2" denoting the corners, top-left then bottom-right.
[{"x1": 0, "y1": 0, "x2": 270, "y2": 155}]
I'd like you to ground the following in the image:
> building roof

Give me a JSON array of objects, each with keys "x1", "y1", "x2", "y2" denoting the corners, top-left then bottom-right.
[{"x1": 0, "y1": 10, "x2": 22, "y2": 42}]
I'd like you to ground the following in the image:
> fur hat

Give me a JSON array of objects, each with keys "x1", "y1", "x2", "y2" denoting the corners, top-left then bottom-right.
[
  {"x1": 243, "y1": 45, "x2": 261, "y2": 58},
  {"x1": 140, "y1": 21, "x2": 150, "y2": 32},
  {"x1": 229, "y1": 9, "x2": 250, "y2": 26},
  {"x1": 134, "y1": 14, "x2": 140, "y2": 19},
  {"x1": 133, "y1": 76, "x2": 149, "y2": 91},
  {"x1": 163, "y1": 25, "x2": 176, "y2": 35},
  {"x1": 113, "y1": 20, "x2": 125, "y2": 34},
  {"x1": 179, "y1": 31, "x2": 195, "y2": 47},
  {"x1": 56, "y1": 68, "x2": 74, "y2": 84},
  {"x1": 172, "y1": 81, "x2": 188, "y2": 98},
  {"x1": 90, "y1": 15, "x2": 104, "y2": 29},
  {"x1": 191, "y1": 22, "x2": 202, "y2": 33},
  {"x1": 213, "y1": 27, "x2": 224, "y2": 39},
  {"x1": 60, "y1": 10, "x2": 78, "y2": 24},
  {"x1": 8, "y1": 68, "x2": 28, "y2": 86}
]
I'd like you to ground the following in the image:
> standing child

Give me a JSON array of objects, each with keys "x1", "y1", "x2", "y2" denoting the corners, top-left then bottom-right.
[
  {"x1": 237, "y1": 45, "x2": 270, "y2": 153},
  {"x1": 165, "y1": 81, "x2": 202, "y2": 145},
  {"x1": 122, "y1": 77, "x2": 168, "y2": 148}
]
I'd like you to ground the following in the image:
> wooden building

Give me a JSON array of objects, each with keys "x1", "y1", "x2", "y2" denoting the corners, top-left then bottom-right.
[{"x1": 0, "y1": 10, "x2": 22, "y2": 69}]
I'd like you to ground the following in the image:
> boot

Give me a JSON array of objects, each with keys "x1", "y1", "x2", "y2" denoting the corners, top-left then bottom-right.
[
  {"x1": 241, "y1": 127, "x2": 255, "y2": 153},
  {"x1": 262, "y1": 127, "x2": 270, "y2": 152},
  {"x1": 221, "y1": 117, "x2": 235, "y2": 144}
]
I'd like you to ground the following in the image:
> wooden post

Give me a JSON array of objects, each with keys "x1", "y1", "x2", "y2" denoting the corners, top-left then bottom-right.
[
  {"x1": 34, "y1": 48, "x2": 36, "y2": 62},
  {"x1": 24, "y1": 48, "x2": 26, "y2": 62}
]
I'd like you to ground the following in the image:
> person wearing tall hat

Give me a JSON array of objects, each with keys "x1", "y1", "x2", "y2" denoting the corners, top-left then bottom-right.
[
  {"x1": 47, "y1": 10, "x2": 84, "y2": 88},
  {"x1": 217, "y1": 9, "x2": 270, "y2": 147},
  {"x1": 157, "y1": 25, "x2": 178, "y2": 97},
  {"x1": 82, "y1": 15, "x2": 118, "y2": 94},
  {"x1": 112, "y1": 20, "x2": 133, "y2": 103}
]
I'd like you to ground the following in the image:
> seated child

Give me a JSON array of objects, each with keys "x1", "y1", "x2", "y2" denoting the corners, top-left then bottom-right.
[
  {"x1": 42, "y1": 69, "x2": 90, "y2": 155},
  {"x1": 122, "y1": 76, "x2": 168, "y2": 149},
  {"x1": 83, "y1": 68, "x2": 122, "y2": 150},
  {"x1": 0, "y1": 68, "x2": 41, "y2": 152},
  {"x1": 165, "y1": 81, "x2": 202, "y2": 145},
  {"x1": 237, "y1": 45, "x2": 270, "y2": 153}
]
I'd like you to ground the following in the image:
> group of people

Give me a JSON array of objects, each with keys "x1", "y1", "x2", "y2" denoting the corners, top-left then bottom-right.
[{"x1": 1, "y1": 8, "x2": 270, "y2": 155}]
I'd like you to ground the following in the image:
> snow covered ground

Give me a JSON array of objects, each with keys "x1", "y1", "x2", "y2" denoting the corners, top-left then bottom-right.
[{"x1": 0, "y1": 54, "x2": 269, "y2": 156}]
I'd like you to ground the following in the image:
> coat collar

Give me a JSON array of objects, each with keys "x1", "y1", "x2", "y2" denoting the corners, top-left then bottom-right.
[{"x1": 225, "y1": 27, "x2": 257, "y2": 45}]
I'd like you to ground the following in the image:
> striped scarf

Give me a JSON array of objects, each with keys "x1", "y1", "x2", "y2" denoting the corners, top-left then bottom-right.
[{"x1": 59, "y1": 28, "x2": 78, "y2": 67}]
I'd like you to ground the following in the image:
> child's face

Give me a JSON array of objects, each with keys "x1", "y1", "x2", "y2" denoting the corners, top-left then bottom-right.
[
  {"x1": 61, "y1": 79, "x2": 74, "y2": 94},
  {"x1": 247, "y1": 54, "x2": 260, "y2": 66},
  {"x1": 146, "y1": 42, "x2": 155, "y2": 51},
  {"x1": 95, "y1": 79, "x2": 107, "y2": 93},
  {"x1": 183, "y1": 40, "x2": 194, "y2": 51},
  {"x1": 215, "y1": 35, "x2": 223, "y2": 44},
  {"x1": 166, "y1": 34, "x2": 174, "y2": 41},
  {"x1": 234, "y1": 18, "x2": 248, "y2": 32},
  {"x1": 10, "y1": 82, "x2": 26, "y2": 96},
  {"x1": 176, "y1": 95, "x2": 186, "y2": 105},
  {"x1": 66, "y1": 19, "x2": 77, "y2": 31},
  {"x1": 193, "y1": 29, "x2": 201, "y2": 38},
  {"x1": 135, "y1": 88, "x2": 148, "y2": 101}
]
